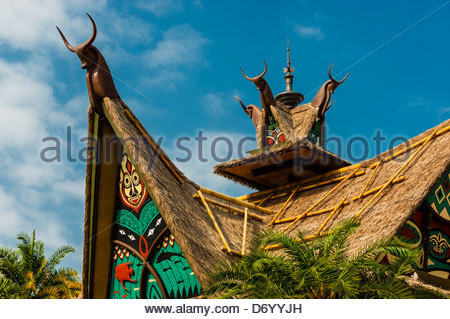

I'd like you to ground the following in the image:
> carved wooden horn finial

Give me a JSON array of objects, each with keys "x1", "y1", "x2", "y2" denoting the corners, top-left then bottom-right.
[
  {"x1": 328, "y1": 64, "x2": 350, "y2": 85},
  {"x1": 241, "y1": 60, "x2": 268, "y2": 82},
  {"x1": 56, "y1": 13, "x2": 97, "y2": 52}
]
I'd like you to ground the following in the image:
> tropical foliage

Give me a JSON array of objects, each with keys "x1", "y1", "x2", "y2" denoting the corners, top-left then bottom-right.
[
  {"x1": 206, "y1": 218, "x2": 446, "y2": 299},
  {"x1": 0, "y1": 230, "x2": 81, "y2": 299}
]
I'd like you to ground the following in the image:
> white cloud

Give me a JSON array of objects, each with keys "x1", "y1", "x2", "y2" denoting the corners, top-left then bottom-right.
[
  {"x1": 145, "y1": 24, "x2": 208, "y2": 69},
  {"x1": 141, "y1": 69, "x2": 186, "y2": 90},
  {"x1": 201, "y1": 93, "x2": 225, "y2": 114},
  {"x1": 293, "y1": 24, "x2": 324, "y2": 41},
  {"x1": 0, "y1": 54, "x2": 85, "y2": 250},
  {"x1": 136, "y1": 0, "x2": 183, "y2": 16},
  {"x1": 0, "y1": 0, "x2": 107, "y2": 50}
]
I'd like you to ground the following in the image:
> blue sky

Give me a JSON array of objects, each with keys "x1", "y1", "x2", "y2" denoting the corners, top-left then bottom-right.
[{"x1": 0, "y1": 0, "x2": 449, "y2": 272}]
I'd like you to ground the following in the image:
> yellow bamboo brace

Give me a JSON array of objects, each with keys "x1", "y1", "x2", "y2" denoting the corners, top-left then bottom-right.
[
  {"x1": 200, "y1": 187, "x2": 273, "y2": 215},
  {"x1": 355, "y1": 162, "x2": 380, "y2": 200},
  {"x1": 354, "y1": 128, "x2": 438, "y2": 219},
  {"x1": 265, "y1": 231, "x2": 333, "y2": 251},
  {"x1": 222, "y1": 248, "x2": 243, "y2": 256},
  {"x1": 124, "y1": 109, "x2": 184, "y2": 184},
  {"x1": 315, "y1": 197, "x2": 347, "y2": 236},
  {"x1": 242, "y1": 208, "x2": 248, "y2": 256},
  {"x1": 192, "y1": 194, "x2": 264, "y2": 221},
  {"x1": 372, "y1": 125, "x2": 450, "y2": 165},
  {"x1": 273, "y1": 200, "x2": 351, "y2": 224},
  {"x1": 246, "y1": 170, "x2": 365, "y2": 204},
  {"x1": 282, "y1": 169, "x2": 361, "y2": 233},
  {"x1": 274, "y1": 177, "x2": 404, "y2": 225},
  {"x1": 269, "y1": 185, "x2": 300, "y2": 225},
  {"x1": 352, "y1": 176, "x2": 405, "y2": 201},
  {"x1": 252, "y1": 194, "x2": 273, "y2": 206},
  {"x1": 265, "y1": 125, "x2": 449, "y2": 252},
  {"x1": 197, "y1": 190, "x2": 231, "y2": 253},
  {"x1": 237, "y1": 164, "x2": 362, "y2": 201}
]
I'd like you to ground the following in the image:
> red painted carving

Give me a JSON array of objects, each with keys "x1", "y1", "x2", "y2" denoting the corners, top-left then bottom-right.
[
  {"x1": 139, "y1": 235, "x2": 149, "y2": 259},
  {"x1": 114, "y1": 262, "x2": 136, "y2": 291}
]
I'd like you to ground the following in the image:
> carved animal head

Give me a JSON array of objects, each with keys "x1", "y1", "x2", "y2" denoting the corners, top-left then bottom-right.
[
  {"x1": 57, "y1": 13, "x2": 119, "y2": 114},
  {"x1": 311, "y1": 64, "x2": 350, "y2": 120},
  {"x1": 327, "y1": 64, "x2": 349, "y2": 93},
  {"x1": 241, "y1": 60, "x2": 268, "y2": 90},
  {"x1": 56, "y1": 13, "x2": 97, "y2": 69},
  {"x1": 235, "y1": 95, "x2": 262, "y2": 129}
]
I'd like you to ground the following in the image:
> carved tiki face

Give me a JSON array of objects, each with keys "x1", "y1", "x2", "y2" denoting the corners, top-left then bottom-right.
[{"x1": 119, "y1": 153, "x2": 147, "y2": 212}]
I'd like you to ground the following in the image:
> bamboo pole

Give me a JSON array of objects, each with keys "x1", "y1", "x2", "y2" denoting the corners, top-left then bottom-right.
[
  {"x1": 354, "y1": 129, "x2": 438, "y2": 219},
  {"x1": 352, "y1": 176, "x2": 405, "y2": 201},
  {"x1": 197, "y1": 190, "x2": 231, "y2": 253},
  {"x1": 264, "y1": 231, "x2": 332, "y2": 251},
  {"x1": 269, "y1": 185, "x2": 300, "y2": 225},
  {"x1": 282, "y1": 169, "x2": 360, "y2": 233},
  {"x1": 315, "y1": 197, "x2": 347, "y2": 236},
  {"x1": 223, "y1": 248, "x2": 243, "y2": 257},
  {"x1": 200, "y1": 187, "x2": 273, "y2": 215},
  {"x1": 239, "y1": 169, "x2": 364, "y2": 203},
  {"x1": 371, "y1": 125, "x2": 450, "y2": 165},
  {"x1": 242, "y1": 208, "x2": 248, "y2": 256},
  {"x1": 273, "y1": 200, "x2": 351, "y2": 224},
  {"x1": 124, "y1": 109, "x2": 184, "y2": 184},
  {"x1": 237, "y1": 164, "x2": 362, "y2": 201},
  {"x1": 356, "y1": 162, "x2": 380, "y2": 200},
  {"x1": 269, "y1": 192, "x2": 288, "y2": 200},
  {"x1": 252, "y1": 194, "x2": 273, "y2": 206},
  {"x1": 192, "y1": 194, "x2": 264, "y2": 221}
]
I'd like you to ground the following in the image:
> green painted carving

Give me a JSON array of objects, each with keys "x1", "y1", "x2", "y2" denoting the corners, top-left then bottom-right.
[
  {"x1": 427, "y1": 170, "x2": 450, "y2": 221},
  {"x1": 116, "y1": 201, "x2": 160, "y2": 235},
  {"x1": 308, "y1": 120, "x2": 322, "y2": 145},
  {"x1": 149, "y1": 235, "x2": 201, "y2": 299},
  {"x1": 109, "y1": 151, "x2": 201, "y2": 299}
]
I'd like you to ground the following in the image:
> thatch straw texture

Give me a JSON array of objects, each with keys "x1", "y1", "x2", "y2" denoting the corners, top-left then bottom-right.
[
  {"x1": 270, "y1": 102, "x2": 293, "y2": 139},
  {"x1": 291, "y1": 103, "x2": 318, "y2": 139},
  {"x1": 257, "y1": 119, "x2": 450, "y2": 255},
  {"x1": 84, "y1": 95, "x2": 450, "y2": 293},
  {"x1": 100, "y1": 97, "x2": 265, "y2": 284}
]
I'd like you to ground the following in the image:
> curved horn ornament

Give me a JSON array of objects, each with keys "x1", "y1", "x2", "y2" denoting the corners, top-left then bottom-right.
[
  {"x1": 235, "y1": 96, "x2": 248, "y2": 113},
  {"x1": 56, "y1": 13, "x2": 97, "y2": 53},
  {"x1": 241, "y1": 60, "x2": 268, "y2": 82},
  {"x1": 83, "y1": 13, "x2": 97, "y2": 48},
  {"x1": 56, "y1": 26, "x2": 75, "y2": 52},
  {"x1": 328, "y1": 64, "x2": 350, "y2": 84}
]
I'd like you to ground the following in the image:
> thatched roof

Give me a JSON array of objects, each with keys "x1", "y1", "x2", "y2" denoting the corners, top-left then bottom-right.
[
  {"x1": 83, "y1": 97, "x2": 268, "y2": 291},
  {"x1": 239, "y1": 119, "x2": 450, "y2": 255},
  {"x1": 271, "y1": 101, "x2": 319, "y2": 142},
  {"x1": 213, "y1": 139, "x2": 351, "y2": 189},
  {"x1": 84, "y1": 95, "x2": 450, "y2": 294}
]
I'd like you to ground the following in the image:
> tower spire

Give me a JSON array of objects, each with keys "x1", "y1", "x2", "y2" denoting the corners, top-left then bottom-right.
[
  {"x1": 275, "y1": 38, "x2": 304, "y2": 108},
  {"x1": 284, "y1": 38, "x2": 293, "y2": 76}
]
